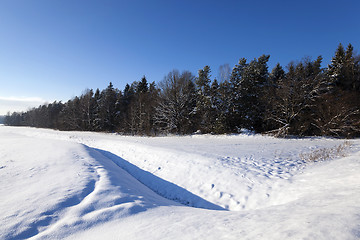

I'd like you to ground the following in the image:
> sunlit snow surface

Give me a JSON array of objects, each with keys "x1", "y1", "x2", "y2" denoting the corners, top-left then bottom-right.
[{"x1": 1, "y1": 126, "x2": 360, "y2": 239}]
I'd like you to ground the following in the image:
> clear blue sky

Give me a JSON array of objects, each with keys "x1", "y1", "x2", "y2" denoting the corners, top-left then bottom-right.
[{"x1": 0, "y1": 0, "x2": 359, "y2": 114}]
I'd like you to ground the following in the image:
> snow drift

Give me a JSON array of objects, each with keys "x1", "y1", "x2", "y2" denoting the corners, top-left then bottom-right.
[{"x1": 1, "y1": 126, "x2": 359, "y2": 239}]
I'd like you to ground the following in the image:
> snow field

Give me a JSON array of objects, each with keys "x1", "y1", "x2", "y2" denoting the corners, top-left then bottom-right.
[
  {"x1": 16, "y1": 127, "x2": 356, "y2": 211},
  {"x1": 1, "y1": 126, "x2": 360, "y2": 239}
]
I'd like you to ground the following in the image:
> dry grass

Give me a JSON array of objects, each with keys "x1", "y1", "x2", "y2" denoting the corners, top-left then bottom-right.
[{"x1": 299, "y1": 141, "x2": 352, "y2": 162}]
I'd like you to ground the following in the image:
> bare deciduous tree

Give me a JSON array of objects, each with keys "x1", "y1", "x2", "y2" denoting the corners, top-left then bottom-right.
[{"x1": 154, "y1": 70, "x2": 197, "y2": 134}]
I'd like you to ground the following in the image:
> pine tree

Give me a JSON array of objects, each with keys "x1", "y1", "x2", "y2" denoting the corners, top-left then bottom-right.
[
  {"x1": 232, "y1": 55, "x2": 270, "y2": 132},
  {"x1": 195, "y1": 66, "x2": 212, "y2": 133},
  {"x1": 228, "y1": 58, "x2": 248, "y2": 132},
  {"x1": 114, "y1": 90, "x2": 123, "y2": 131},
  {"x1": 196, "y1": 65, "x2": 211, "y2": 95},
  {"x1": 98, "y1": 82, "x2": 118, "y2": 131},
  {"x1": 146, "y1": 81, "x2": 159, "y2": 135},
  {"x1": 78, "y1": 89, "x2": 96, "y2": 131},
  {"x1": 92, "y1": 88, "x2": 102, "y2": 131},
  {"x1": 137, "y1": 76, "x2": 149, "y2": 94},
  {"x1": 60, "y1": 97, "x2": 82, "y2": 130},
  {"x1": 344, "y1": 44, "x2": 360, "y2": 90},
  {"x1": 210, "y1": 79, "x2": 226, "y2": 133},
  {"x1": 270, "y1": 63, "x2": 285, "y2": 84},
  {"x1": 122, "y1": 83, "x2": 136, "y2": 134},
  {"x1": 134, "y1": 76, "x2": 150, "y2": 134},
  {"x1": 328, "y1": 43, "x2": 345, "y2": 82}
]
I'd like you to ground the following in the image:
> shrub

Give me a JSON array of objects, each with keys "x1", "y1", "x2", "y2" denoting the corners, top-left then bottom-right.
[{"x1": 299, "y1": 141, "x2": 352, "y2": 162}]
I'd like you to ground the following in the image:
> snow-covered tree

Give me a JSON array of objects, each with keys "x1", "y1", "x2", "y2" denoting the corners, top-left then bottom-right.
[
  {"x1": 228, "y1": 55, "x2": 270, "y2": 132},
  {"x1": 227, "y1": 58, "x2": 248, "y2": 131},
  {"x1": 265, "y1": 57, "x2": 326, "y2": 136},
  {"x1": 328, "y1": 43, "x2": 360, "y2": 91},
  {"x1": 195, "y1": 66, "x2": 213, "y2": 133},
  {"x1": 96, "y1": 82, "x2": 118, "y2": 131},
  {"x1": 155, "y1": 70, "x2": 197, "y2": 134}
]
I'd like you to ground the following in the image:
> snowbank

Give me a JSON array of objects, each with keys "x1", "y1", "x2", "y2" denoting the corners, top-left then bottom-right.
[{"x1": 1, "y1": 126, "x2": 359, "y2": 239}]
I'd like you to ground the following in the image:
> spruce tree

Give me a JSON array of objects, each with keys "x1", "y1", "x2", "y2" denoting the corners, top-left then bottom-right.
[
  {"x1": 98, "y1": 82, "x2": 118, "y2": 131},
  {"x1": 230, "y1": 55, "x2": 270, "y2": 132},
  {"x1": 270, "y1": 63, "x2": 285, "y2": 83},
  {"x1": 328, "y1": 43, "x2": 346, "y2": 89},
  {"x1": 210, "y1": 79, "x2": 226, "y2": 133},
  {"x1": 137, "y1": 76, "x2": 149, "y2": 93},
  {"x1": 195, "y1": 66, "x2": 212, "y2": 133},
  {"x1": 228, "y1": 58, "x2": 248, "y2": 132},
  {"x1": 135, "y1": 76, "x2": 150, "y2": 134}
]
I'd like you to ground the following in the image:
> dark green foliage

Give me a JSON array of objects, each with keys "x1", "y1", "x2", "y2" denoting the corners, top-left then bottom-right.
[
  {"x1": 263, "y1": 57, "x2": 326, "y2": 137},
  {"x1": 137, "y1": 76, "x2": 149, "y2": 94},
  {"x1": 228, "y1": 58, "x2": 248, "y2": 132},
  {"x1": 196, "y1": 66, "x2": 211, "y2": 95},
  {"x1": 227, "y1": 55, "x2": 270, "y2": 132},
  {"x1": 328, "y1": 43, "x2": 360, "y2": 91},
  {"x1": 195, "y1": 66, "x2": 213, "y2": 133},
  {"x1": 5, "y1": 44, "x2": 360, "y2": 137},
  {"x1": 96, "y1": 82, "x2": 119, "y2": 131},
  {"x1": 270, "y1": 63, "x2": 285, "y2": 83},
  {"x1": 240, "y1": 54, "x2": 270, "y2": 132}
]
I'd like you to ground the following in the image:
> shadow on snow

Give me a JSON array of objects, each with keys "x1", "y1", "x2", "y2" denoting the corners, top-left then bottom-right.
[
  {"x1": 9, "y1": 145, "x2": 224, "y2": 240},
  {"x1": 92, "y1": 147, "x2": 225, "y2": 211}
]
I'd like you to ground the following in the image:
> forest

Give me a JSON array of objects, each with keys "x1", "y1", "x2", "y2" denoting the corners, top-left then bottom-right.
[{"x1": 4, "y1": 43, "x2": 360, "y2": 138}]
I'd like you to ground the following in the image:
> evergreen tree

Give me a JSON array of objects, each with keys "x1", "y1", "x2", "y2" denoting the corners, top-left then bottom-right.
[
  {"x1": 47, "y1": 101, "x2": 63, "y2": 129},
  {"x1": 134, "y1": 76, "x2": 151, "y2": 134},
  {"x1": 146, "y1": 81, "x2": 160, "y2": 135},
  {"x1": 98, "y1": 82, "x2": 118, "y2": 131},
  {"x1": 328, "y1": 43, "x2": 346, "y2": 87},
  {"x1": 327, "y1": 43, "x2": 359, "y2": 90},
  {"x1": 228, "y1": 58, "x2": 248, "y2": 132},
  {"x1": 5, "y1": 43, "x2": 359, "y2": 137},
  {"x1": 60, "y1": 97, "x2": 82, "y2": 130},
  {"x1": 122, "y1": 83, "x2": 136, "y2": 134},
  {"x1": 137, "y1": 76, "x2": 149, "y2": 93},
  {"x1": 270, "y1": 63, "x2": 285, "y2": 84},
  {"x1": 114, "y1": 90, "x2": 123, "y2": 131},
  {"x1": 344, "y1": 44, "x2": 360, "y2": 90},
  {"x1": 195, "y1": 66, "x2": 212, "y2": 133},
  {"x1": 78, "y1": 89, "x2": 96, "y2": 131},
  {"x1": 196, "y1": 66, "x2": 211, "y2": 95},
  {"x1": 209, "y1": 79, "x2": 226, "y2": 133},
  {"x1": 263, "y1": 63, "x2": 285, "y2": 131},
  {"x1": 232, "y1": 55, "x2": 270, "y2": 132},
  {"x1": 92, "y1": 88, "x2": 102, "y2": 131}
]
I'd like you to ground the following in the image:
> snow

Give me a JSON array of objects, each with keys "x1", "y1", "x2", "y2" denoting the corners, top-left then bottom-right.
[{"x1": 1, "y1": 125, "x2": 360, "y2": 239}]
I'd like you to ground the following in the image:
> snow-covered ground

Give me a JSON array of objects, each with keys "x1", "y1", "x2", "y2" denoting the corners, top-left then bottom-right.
[{"x1": 1, "y1": 126, "x2": 360, "y2": 239}]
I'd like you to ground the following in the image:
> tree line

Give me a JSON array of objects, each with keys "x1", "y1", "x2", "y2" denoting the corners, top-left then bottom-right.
[{"x1": 5, "y1": 43, "x2": 360, "y2": 137}]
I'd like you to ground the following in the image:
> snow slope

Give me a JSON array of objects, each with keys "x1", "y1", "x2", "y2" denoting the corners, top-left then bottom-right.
[{"x1": 1, "y1": 126, "x2": 360, "y2": 239}]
